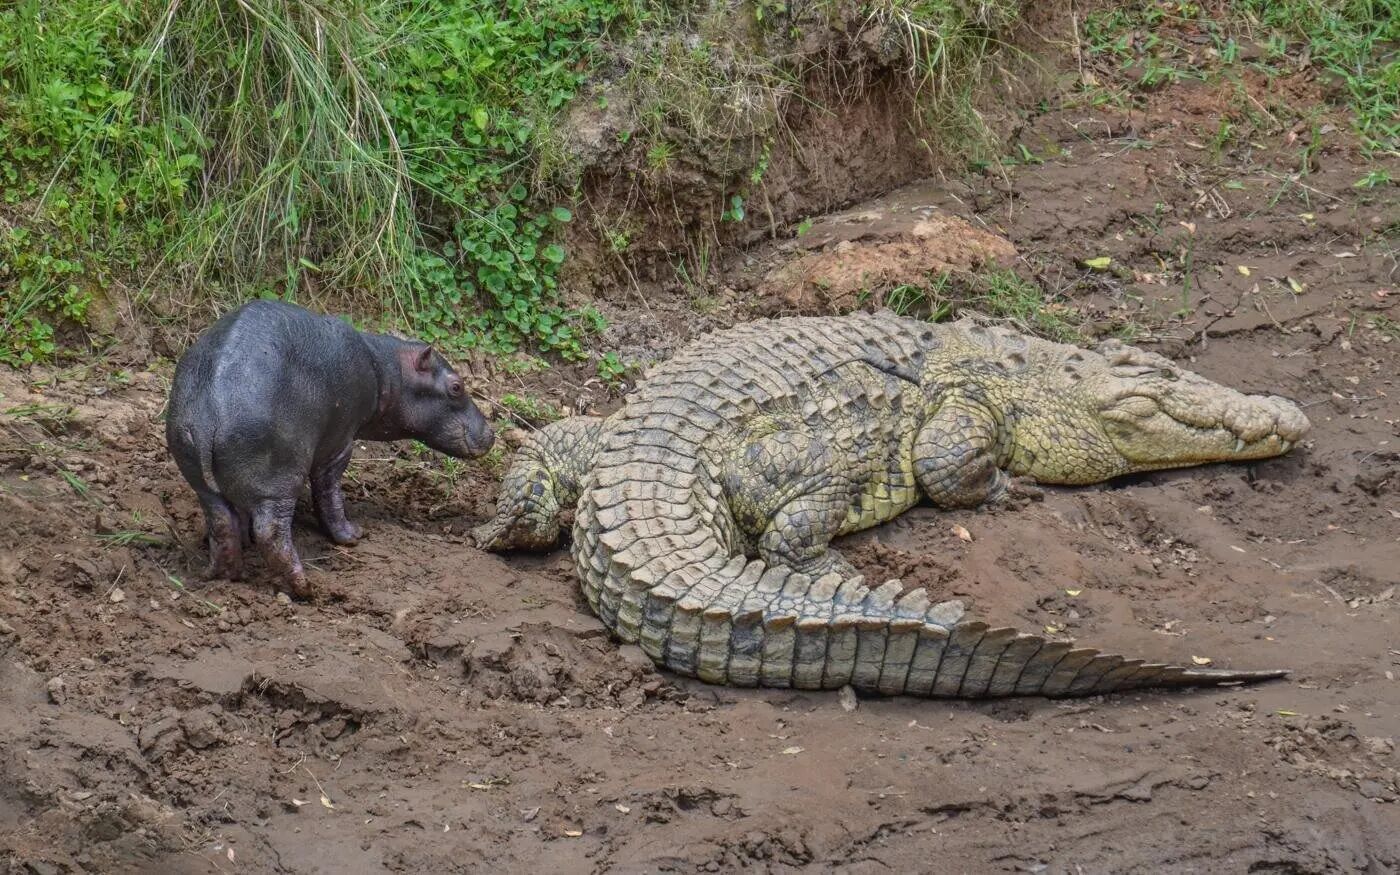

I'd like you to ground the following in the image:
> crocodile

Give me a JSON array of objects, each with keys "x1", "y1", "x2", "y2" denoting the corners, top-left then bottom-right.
[{"x1": 475, "y1": 313, "x2": 1309, "y2": 698}]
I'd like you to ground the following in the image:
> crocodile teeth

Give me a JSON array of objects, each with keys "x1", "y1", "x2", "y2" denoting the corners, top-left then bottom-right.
[
  {"x1": 1234, "y1": 438, "x2": 1246, "y2": 452},
  {"x1": 1280, "y1": 440, "x2": 1292, "y2": 452}
]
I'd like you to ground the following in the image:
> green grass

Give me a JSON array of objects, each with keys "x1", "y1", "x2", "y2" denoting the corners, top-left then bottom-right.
[
  {"x1": 1, "y1": 0, "x2": 642, "y2": 365},
  {"x1": 1080, "y1": 1, "x2": 1399, "y2": 154},
  {"x1": 1, "y1": 0, "x2": 1028, "y2": 367},
  {"x1": 873, "y1": 269, "x2": 1081, "y2": 341},
  {"x1": 498, "y1": 392, "x2": 563, "y2": 424},
  {"x1": 97, "y1": 530, "x2": 167, "y2": 547}
]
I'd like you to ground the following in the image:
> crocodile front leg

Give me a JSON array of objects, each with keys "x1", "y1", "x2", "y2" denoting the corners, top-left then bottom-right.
[
  {"x1": 912, "y1": 401, "x2": 1009, "y2": 508},
  {"x1": 723, "y1": 422, "x2": 859, "y2": 577}
]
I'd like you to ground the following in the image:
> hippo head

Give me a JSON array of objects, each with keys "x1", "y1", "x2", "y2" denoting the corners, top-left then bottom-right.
[{"x1": 395, "y1": 344, "x2": 496, "y2": 459}]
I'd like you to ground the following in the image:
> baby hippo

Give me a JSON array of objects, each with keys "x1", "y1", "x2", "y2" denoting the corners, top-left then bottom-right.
[{"x1": 166, "y1": 300, "x2": 494, "y2": 597}]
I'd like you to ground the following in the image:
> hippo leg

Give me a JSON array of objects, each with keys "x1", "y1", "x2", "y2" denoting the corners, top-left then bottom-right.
[
  {"x1": 237, "y1": 506, "x2": 253, "y2": 548},
  {"x1": 251, "y1": 498, "x2": 308, "y2": 597},
  {"x1": 198, "y1": 492, "x2": 245, "y2": 581},
  {"x1": 310, "y1": 444, "x2": 362, "y2": 545}
]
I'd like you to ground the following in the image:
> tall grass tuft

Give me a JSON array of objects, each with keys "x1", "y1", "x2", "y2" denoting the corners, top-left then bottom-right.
[{"x1": 129, "y1": 0, "x2": 418, "y2": 316}]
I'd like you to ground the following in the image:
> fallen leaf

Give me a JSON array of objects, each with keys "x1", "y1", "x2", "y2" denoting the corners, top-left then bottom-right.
[
  {"x1": 1287, "y1": 276, "x2": 1305, "y2": 294},
  {"x1": 781, "y1": 746, "x2": 805, "y2": 755},
  {"x1": 1065, "y1": 589, "x2": 1082, "y2": 597},
  {"x1": 227, "y1": 848, "x2": 235, "y2": 863},
  {"x1": 563, "y1": 828, "x2": 583, "y2": 837},
  {"x1": 1229, "y1": 545, "x2": 1246, "y2": 553},
  {"x1": 614, "y1": 803, "x2": 631, "y2": 814},
  {"x1": 521, "y1": 807, "x2": 540, "y2": 822},
  {"x1": 1299, "y1": 212, "x2": 1315, "y2": 221},
  {"x1": 320, "y1": 794, "x2": 335, "y2": 810},
  {"x1": 1191, "y1": 655, "x2": 1213, "y2": 666},
  {"x1": 1083, "y1": 256, "x2": 1113, "y2": 270},
  {"x1": 1237, "y1": 265, "x2": 1251, "y2": 276},
  {"x1": 290, "y1": 798, "x2": 310, "y2": 808},
  {"x1": 1044, "y1": 625, "x2": 1061, "y2": 635},
  {"x1": 950, "y1": 524, "x2": 973, "y2": 542},
  {"x1": 1179, "y1": 221, "x2": 1197, "y2": 234},
  {"x1": 1276, "y1": 709, "x2": 1299, "y2": 717},
  {"x1": 467, "y1": 782, "x2": 494, "y2": 790}
]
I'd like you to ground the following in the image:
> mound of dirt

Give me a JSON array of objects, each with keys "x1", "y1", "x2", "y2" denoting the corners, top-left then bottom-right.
[{"x1": 755, "y1": 194, "x2": 1018, "y2": 314}]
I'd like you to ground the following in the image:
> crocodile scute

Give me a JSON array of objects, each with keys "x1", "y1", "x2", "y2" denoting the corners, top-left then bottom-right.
[{"x1": 484, "y1": 312, "x2": 1308, "y2": 698}]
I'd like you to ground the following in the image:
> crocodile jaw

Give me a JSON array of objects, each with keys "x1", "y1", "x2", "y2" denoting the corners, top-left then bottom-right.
[
  {"x1": 1005, "y1": 344, "x2": 1310, "y2": 485},
  {"x1": 1092, "y1": 377, "x2": 1310, "y2": 477}
]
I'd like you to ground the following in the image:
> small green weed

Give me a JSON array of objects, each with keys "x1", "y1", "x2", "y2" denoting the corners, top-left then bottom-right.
[
  {"x1": 1354, "y1": 169, "x2": 1394, "y2": 189},
  {"x1": 1370, "y1": 316, "x2": 1400, "y2": 342},
  {"x1": 596, "y1": 352, "x2": 628, "y2": 386},
  {"x1": 868, "y1": 269, "x2": 1080, "y2": 342},
  {"x1": 500, "y1": 355, "x2": 551, "y2": 376},
  {"x1": 499, "y1": 393, "x2": 563, "y2": 425},
  {"x1": 97, "y1": 530, "x2": 167, "y2": 548},
  {"x1": 166, "y1": 574, "x2": 223, "y2": 615},
  {"x1": 4, "y1": 402, "x2": 74, "y2": 429}
]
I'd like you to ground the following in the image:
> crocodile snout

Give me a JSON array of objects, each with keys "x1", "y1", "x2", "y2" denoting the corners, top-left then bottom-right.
[{"x1": 1222, "y1": 395, "x2": 1309, "y2": 451}]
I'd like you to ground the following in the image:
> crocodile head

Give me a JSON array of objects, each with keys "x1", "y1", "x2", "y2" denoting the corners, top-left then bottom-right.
[{"x1": 1012, "y1": 340, "x2": 1310, "y2": 484}]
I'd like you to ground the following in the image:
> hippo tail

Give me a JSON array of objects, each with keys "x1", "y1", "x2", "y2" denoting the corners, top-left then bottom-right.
[{"x1": 166, "y1": 410, "x2": 221, "y2": 496}]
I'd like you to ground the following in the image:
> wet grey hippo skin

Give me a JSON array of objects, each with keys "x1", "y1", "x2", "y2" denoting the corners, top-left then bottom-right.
[{"x1": 166, "y1": 300, "x2": 494, "y2": 597}]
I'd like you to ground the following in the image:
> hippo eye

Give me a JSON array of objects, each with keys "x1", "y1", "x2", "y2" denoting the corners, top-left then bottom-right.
[{"x1": 448, "y1": 380, "x2": 464, "y2": 397}]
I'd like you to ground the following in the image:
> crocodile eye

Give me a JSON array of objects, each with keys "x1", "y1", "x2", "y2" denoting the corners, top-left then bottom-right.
[{"x1": 1159, "y1": 369, "x2": 1177, "y2": 381}]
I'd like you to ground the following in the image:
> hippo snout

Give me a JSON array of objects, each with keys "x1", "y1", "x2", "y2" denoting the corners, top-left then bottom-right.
[{"x1": 463, "y1": 412, "x2": 496, "y2": 458}]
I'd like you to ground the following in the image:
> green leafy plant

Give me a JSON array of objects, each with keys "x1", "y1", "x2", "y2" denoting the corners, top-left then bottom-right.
[{"x1": 0, "y1": 0, "x2": 641, "y2": 364}]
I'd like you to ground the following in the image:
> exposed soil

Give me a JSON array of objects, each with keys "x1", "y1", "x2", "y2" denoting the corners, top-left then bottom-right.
[{"x1": 4, "y1": 29, "x2": 1400, "y2": 875}]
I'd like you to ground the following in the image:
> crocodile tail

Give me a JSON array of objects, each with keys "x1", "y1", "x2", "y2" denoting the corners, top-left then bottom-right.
[
  {"x1": 474, "y1": 416, "x2": 607, "y2": 551},
  {"x1": 573, "y1": 501, "x2": 1287, "y2": 697}
]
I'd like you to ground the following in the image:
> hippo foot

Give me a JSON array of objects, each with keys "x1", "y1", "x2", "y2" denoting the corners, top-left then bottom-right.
[
  {"x1": 203, "y1": 546, "x2": 245, "y2": 582},
  {"x1": 281, "y1": 570, "x2": 314, "y2": 601},
  {"x1": 325, "y1": 521, "x2": 363, "y2": 546}
]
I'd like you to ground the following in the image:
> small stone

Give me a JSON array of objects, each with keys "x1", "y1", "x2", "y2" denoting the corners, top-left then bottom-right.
[
  {"x1": 1184, "y1": 775, "x2": 1211, "y2": 791},
  {"x1": 1364, "y1": 737, "x2": 1395, "y2": 756},
  {"x1": 46, "y1": 676, "x2": 67, "y2": 705},
  {"x1": 838, "y1": 685, "x2": 859, "y2": 712},
  {"x1": 180, "y1": 709, "x2": 222, "y2": 750},
  {"x1": 275, "y1": 592, "x2": 292, "y2": 605},
  {"x1": 108, "y1": 587, "x2": 125, "y2": 603},
  {"x1": 78, "y1": 657, "x2": 96, "y2": 671}
]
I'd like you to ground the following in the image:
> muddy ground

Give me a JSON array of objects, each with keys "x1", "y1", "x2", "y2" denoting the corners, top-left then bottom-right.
[{"x1": 4, "y1": 36, "x2": 1400, "y2": 875}]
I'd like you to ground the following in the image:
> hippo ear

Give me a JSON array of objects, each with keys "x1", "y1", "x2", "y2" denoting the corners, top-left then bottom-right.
[{"x1": 414, "y1": 345, "x2": 434, "y2": 374}]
